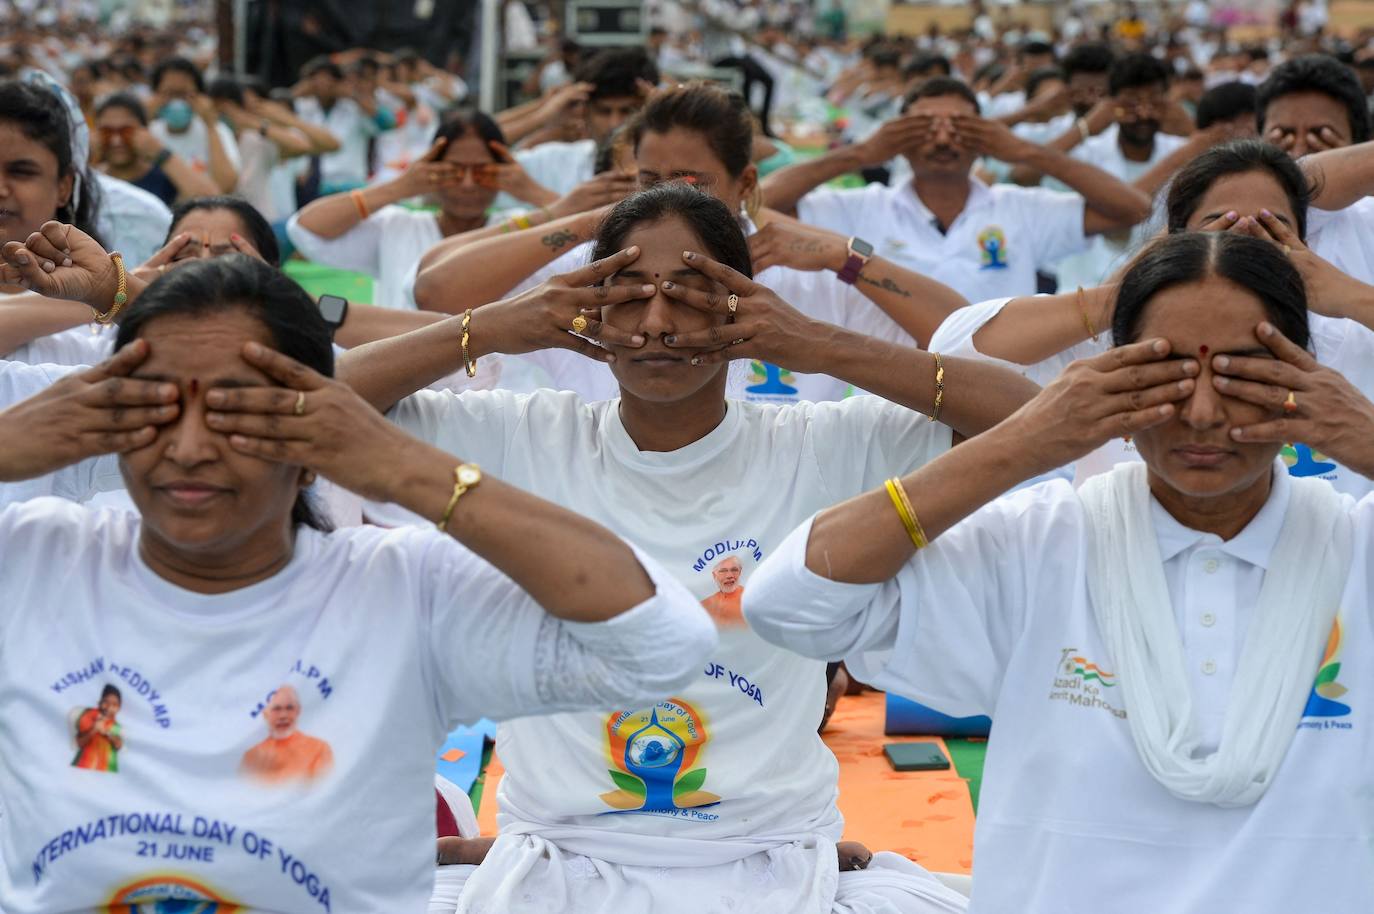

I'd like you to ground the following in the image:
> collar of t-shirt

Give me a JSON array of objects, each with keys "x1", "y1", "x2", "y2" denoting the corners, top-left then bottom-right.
[
  {"x1": 603, "y1": 399, "x2": 743, "y2": 473},
  {"x1": 895, "y1": 176, "x2": 992, "y2": 234},
  {"x1": 1148, "y1": 466, "x2": 1291, "y2": 569}
]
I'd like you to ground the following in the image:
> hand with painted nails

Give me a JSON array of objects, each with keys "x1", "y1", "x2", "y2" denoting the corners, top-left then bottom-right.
[
  {"x1": 1212, "y1": 322, "x2": 1374, "y2": 476},
  {"x1": 470, "y1": 246, "x2": 653, "y2": 363},
  {"x1": 0, "y1": 220, "x2": 145, "y2": 310},
  {"x1": 660, "y1": 250, "x2": 825, "y2": 372}
]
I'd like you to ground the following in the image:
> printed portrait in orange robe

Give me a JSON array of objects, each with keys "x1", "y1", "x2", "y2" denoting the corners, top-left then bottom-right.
[
  {"x1": 700, "y1": 555, "x2": 746, "y2": 626},
  {"x1": 240, "y1": 685, "x2": 333, "y2": 784}
]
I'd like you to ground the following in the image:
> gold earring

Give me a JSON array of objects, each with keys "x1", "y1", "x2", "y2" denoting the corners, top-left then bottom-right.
[{"x1": 744, "y1": 183, "x2": 764, "y2": 223}]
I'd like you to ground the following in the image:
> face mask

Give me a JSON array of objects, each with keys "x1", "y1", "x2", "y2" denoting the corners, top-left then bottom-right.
[{"x1": 159, "y1": 98, "x2": 194, "y2": 131}]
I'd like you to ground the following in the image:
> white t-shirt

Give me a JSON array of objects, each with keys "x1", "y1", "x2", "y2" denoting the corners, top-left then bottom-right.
[
  {"x1": 1055, "y1": 127, "x2": 1189, "y2": 290},
  {"x1": 4, "y1": 323, "x2": 117, "y2": 367},
  {"x1": 235, "y1": 130, "x2": 285, "y2": 222},
  {"x1": 796, "y1": 178, "x2": 1088, "y2": 305},
  {"x1": 286, "y1": 205, "x2": 442, "y2": 311},
  {"x1": 745, "y1": 472, "x2": 1374, "y2": 914},
  {"x1": 150, "y1": 117, "x2": 243, "y2": 176},
  {"x1": 514, "y1": 139, "x2": 596, "y2": 198},
  {"x1": 500, "y1": 222, "x2": 916, "y2": 404},
  {"x1": 0, "y1": 498, "x2": 711, "y2": 913},
  {"x1": 295, "y1": 97, "x2": 380, "y2": 188},
  {"x1": 388, "y1": 390, "x2": 950, "y2": 890},
  {"x1": 93, "y1": 173, "x2": 174, "y2": 268},
  {"x1": 929, "y1": 296, "x2": 1374, "y2": 495},
  {"x1": 1309, "y1": 198, "x2": 1374, "y2": 286}
]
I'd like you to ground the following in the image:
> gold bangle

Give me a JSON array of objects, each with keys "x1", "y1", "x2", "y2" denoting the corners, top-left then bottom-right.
[
  {"x1": 461, "y1": 309, "x2": 477, "y2": 378},
  {"x1": 437, "y1": 463, "x2": 482, "y2": 532},
  {"x1": 928, "y1": 351, "x2": 945, "y2": 423},
  {"x1": 513, "y1": 213, "x2": 534, "y2": 231},
  {"x1": 92, "y1": 252, "x2": 129, "y2": 325},
  {"x1": 884, "y1": 478, "x2": 929, "y2": 550},
  {"x1": 1077, "y1": 286, "x2": 1099, "y2": 342},
  {"x1": 350, "y1": 188, "x2": 370, "y2": 221}
]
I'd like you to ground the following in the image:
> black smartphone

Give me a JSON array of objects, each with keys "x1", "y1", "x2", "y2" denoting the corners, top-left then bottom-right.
[
  {"x1": 317, "y1": 295, "x2": 349, "y2": 338},
  {"x1": 883, "y1": 741, "x2": 951, "y2": 772}
]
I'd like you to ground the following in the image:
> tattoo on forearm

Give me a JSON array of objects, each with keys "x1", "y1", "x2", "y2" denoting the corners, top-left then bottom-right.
[
  {"x1": 788, "y1": 239, "x2": 827, "y2": 254},
  {"x1": 542, "y1": 229, "x2": 578, "y2": 252},
  {"x1": 859, "y1": 275, "x2": 912, "y2": 298}
]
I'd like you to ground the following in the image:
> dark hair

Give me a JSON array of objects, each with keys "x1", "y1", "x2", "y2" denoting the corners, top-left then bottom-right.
[
  {"x1": 434, "y1": 106, "x2": 506, "y2": 152},
  {"x1": 0, "y1": 80, "x2": 103, "y2": 243},
  {"x1": 902, "y1": 76, "x2": 981, "y2": 114},
  {"x1": 206, "y1": 74, "x2": 244, "y2": 107},
  {"x1": 871, "y1": 48, "x2": 902, "y2": 70},
  {"x1": 1256, "y1": 54, "x2": 1372, "y2": 143},
  {"x1": 575, "y1": 48, "x2": 660, "y2": 102},
  {"x1": 1026, "y1": 67, "x2": 1066, "y2": 101},
  {"x1": 150, "y1": 56, "x2": 204, "y2": 94},
  {"x1": 1109, "y1": 53, "x2": 1170, "y2": 96},
  {"x1": 1165, "y1": 139, "x2": 1312, "y2": 241},
  {"x1": 101, "y1": 684, "x2": 122, "y2": 703},
  {"x1": 168, "y1": 196, "x2": 281, "y2": 266},
  {"x1": 239, "y1": 75, "x2": 268, "y2": 99},
  {"x1": 114, "y1": 256, "x2": 335, "y2": 531},
  {"x1": 630, "y1": 82, "x2": 754, "y2": 177},
  {"x1": 1062, "y1": 43, "x2": 1115, "y2": 79},
  {"x1": 1112, "y1": 232, "x2": 1309, "y2": 350},
  {"x1": 591, "y1": 184, "x2": 752, "y2": 281},
  {"x1": 1021, "y1": 40, "x2": 1055, "y2": 60},
  {"x1": 301, "y1": 55, "x2": 344, "y2": 82},
  {"x1": 95, "y1": 91, "x2": 149, "y2": 126},
  {"x1": 351, "y1": 56, "x2": 380, "y2": 77},
  {"x1": 904, "y1": 53, "x2": 951, "y2": 79},
  {"x1": 1194, "y1": 81, "x2": 1257, "y2": 130}
]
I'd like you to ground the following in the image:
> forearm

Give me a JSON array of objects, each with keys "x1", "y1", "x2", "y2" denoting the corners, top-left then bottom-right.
[
  {"x1": 159, "y1": 154, "x2": 220, "y2": 199},
  {"x1": 334, "y1": 303, "x2": 444, "y2": 349},
  {"x1": 0, "y1": 296, "x2": 96, "y2": 355},
  {"x1": 338, "y1": 316, "x2": 467, "y2": 411},
  {"x1": 814, "y1": 328, "x2": 1040, "y2": 438},
  {"x1": 762, "y1": 145, "x2": 867, "y2": 214},
  {"x1": 201, "y1": 123, "x2": 239, "y2": 193},
  {"x1": 806, "y1": 417, "x2": 1041, "y2": 583},
  {"x1": 414, "y1": 212, "x2": 594, "y2": 313},
  {"x1": 416, "y1": 210, "x2": 560, "y2": 277},
  {"x1": 295, "y1": 179, "x2": 407, "y2": 239},
  {"x1": 972, "y1": 286, "x2": 1114, "y2": 365},
  {"x1": 1132, "y1": 134, "x2": 1208, "y2": 199},
  {"x1": 387, "y1": 438, "x2": 656, "y2": 621},
  {"x1": 265, "y1": 125, "x2": 313, "y2": 158},
  {"x1": 1305, "y1": 141, "x2": 1374, "y2": 211},
  {"x1": 1010, "y1": 122, "x2": 1085, "y2": 184},
  {"x1": 283, "y1": 114, "x2": 342, "y2": 153},
  {"x1": 853, "y1": 257, "x2": 967, "y2": 348},
  {"x1": 1021, "y1": 144, "x2": 1150, "y2": 227}
]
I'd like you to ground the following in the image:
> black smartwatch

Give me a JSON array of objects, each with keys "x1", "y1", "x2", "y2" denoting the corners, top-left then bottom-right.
[{"x1": 317, "y1": 295, "x2": 349, "y2": 338}]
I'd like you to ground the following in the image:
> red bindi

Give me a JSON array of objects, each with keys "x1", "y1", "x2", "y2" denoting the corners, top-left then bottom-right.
[{"x1": 1198, "y1": 345, "x2": 1209, "y2": 357}]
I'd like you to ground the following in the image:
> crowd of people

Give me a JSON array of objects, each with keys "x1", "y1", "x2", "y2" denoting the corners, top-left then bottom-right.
[{"x1": 2, "y1": 2, "x2": 1374, "y2": 912}]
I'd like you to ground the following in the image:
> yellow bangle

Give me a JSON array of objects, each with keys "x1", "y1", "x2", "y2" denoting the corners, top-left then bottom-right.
[
  {"x1": 437, "y1": 463, "x2": 482, "y2": 532},
  {"x1": 884, "y1": 478, "x2": 929, "y2": 550},
  {"x1": 92, "y1": 252, "x2": 128, "y2": 325},
  {"x1": 350, "y1": 188, "x2": 371, "y2": 221},
  {"x1": 1077, "y1": 286, "x2": 1099, "y2": 343},
  {"x1": 928, "y1": 351, "x2": 944, "y2": 423},
  {"x1": 513, "y1": 213, "x2": 534, "y2": 231},
  {"x1": 461, "y1": 309, "x2": 476, "y2": 378}
]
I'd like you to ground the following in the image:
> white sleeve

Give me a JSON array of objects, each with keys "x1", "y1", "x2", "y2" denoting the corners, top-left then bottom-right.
[
  {"x1": 423, "y1": 536, "x2": 716, "y2": 728},
  {"x1": 286, "y1": 205, "x2": 404, "y2": 278},
  {"x1": 929, "y1": 295, "x2": 1105, "y2": 389},
  {"x1": 1008, "y1": 186, "x2": 1088, "y2": 264},
  {"x1": 795, "y1": 186, "x2": 865, "y2": 233},
  {"x1": 387, "y1": 388, "x2": 524, "y2": 476},
  {"x1": 806, "y1": 396, "x2": 953, "y2": 498},
  {"x1": 505, "y1": 243, "x2": 592, "y2": 297},
  {"x1": 215, "y1": 122, "x2": 243, "y2": 170},
  {"x1": 745, "y1": 484, "x2": 1076, "y2": 719}
]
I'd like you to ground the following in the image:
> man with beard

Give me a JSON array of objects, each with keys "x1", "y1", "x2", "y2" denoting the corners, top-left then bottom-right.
[{"x1": 762, "y1": 78, "x2": 1151, "y2": 303}]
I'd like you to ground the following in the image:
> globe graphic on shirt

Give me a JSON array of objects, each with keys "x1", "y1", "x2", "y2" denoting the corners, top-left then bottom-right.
[{"x1": 627, "y1": 725, "x2": 683, "y2": 769}]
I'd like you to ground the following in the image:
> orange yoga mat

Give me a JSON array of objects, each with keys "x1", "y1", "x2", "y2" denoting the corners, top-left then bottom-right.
[{"x1": 476, "y1": 691, "x2": 975, "y2": 874}]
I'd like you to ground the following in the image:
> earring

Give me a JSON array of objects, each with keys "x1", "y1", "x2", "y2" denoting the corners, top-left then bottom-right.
[
  {"x1": 302, "y1": 471, "x2": 317, "y2": 487},
  {"x1": 744, "y1": 183, "x2": 764, "y2": 223}
]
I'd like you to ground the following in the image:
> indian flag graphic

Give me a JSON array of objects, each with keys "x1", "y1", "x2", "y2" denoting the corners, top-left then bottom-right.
[{"x1": 1064, "y1": 655, "x2": 1117, "y2": 687}]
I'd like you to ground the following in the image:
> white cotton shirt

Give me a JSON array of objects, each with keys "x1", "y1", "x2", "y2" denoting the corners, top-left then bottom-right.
[
  {"x1": 499, "y1": 223, "x2": 916, "y2": 404},
  {"x1": 295, "y1": 97, "x2": 379, "y2": 188},
  {"x1": 93, "y1": 173, "x2": 174, "y2": 268},
  {"x1": 286, "y1": 206, "x2": 443, "y2": 311},
  {"x1": 387, "y1": 389, "x2": 951, "y2": 904},
  {"x1": 796, "y1": 178, "x2": 1088, "y2": 304},
  {"x1": 4, "y1": 322, "x2": 118, "y2": 367},
  {"x1": 744, "y1": 473, "x2": 1374, "y2": 914},
  {"x1": 0, "y1": 498, "x2": 712, "y2": 914},
  {"x1": 1308, "y1": 198, "x2": 1374, "y2": 285},
  {"x1": 150, "y1": 117, "x2": 243, "y2": 176},
  {"x1": 514, "y1": 139, "x2": 596, "y2": 197}
]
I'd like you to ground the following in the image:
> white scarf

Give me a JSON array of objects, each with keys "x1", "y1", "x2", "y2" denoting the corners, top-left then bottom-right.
[{"x1": 1079, "y1": 461, "x2": 1351, "y2": 807}]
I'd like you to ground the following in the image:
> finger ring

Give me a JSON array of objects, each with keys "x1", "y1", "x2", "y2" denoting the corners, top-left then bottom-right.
[
  {"x1": 157, "y1": 264, "x2": 166, "y2": 275},
  {"x1": 1283, "y1": 390, "x2": 1298, "y2": 413},
  {"x1": 294, "y1": 391, "x2": 307, "y2": 416},
  {"x1": 571, "y1": 314, "x2": 589, "y2": 334},
  {"x1": 727, "y1": 293, "x2": 739, "y2": 314},
  {"x1": 730, "y1": 338, "x2": 746, "y2": 345},
  {"x1": 1282, "y1": 244, "x2": 1292, "y2": 256}
]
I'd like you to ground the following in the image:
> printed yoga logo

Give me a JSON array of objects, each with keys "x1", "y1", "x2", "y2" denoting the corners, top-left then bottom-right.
[
  {"x1": 1281, "y1": 443, "x2": 1338, "y2": 479},
  {"x1": 601, "y1": 699, "x2": 720, "y2": 818},
  {"x1": 1302, "y1": 617, "x2": 1352, "y2": 724},
  {"x1": 746, "y1": 361, "x2": 798, "y2": 397},
  {"x1": 107, "y1": 874, "x2": 240, "y2": 912},
  {"x1": 1048, "y1": 648, "x2": 1126, "y2": 719},
  {"x1": 977, "y1": 225, "x2": 1008, "y2": 269}
]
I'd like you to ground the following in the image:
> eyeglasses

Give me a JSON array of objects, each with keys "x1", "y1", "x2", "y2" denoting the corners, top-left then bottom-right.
[{"x1": 97, "y1": 126, "x2": 136, "y2": 143}]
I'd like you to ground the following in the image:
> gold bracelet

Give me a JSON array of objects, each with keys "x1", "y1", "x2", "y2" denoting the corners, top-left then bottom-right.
[
  {"x1": 513, "y1": 213, "x2": 534, "y2": 231},
  {"x1": 437, "y1": 463, "x2": 482, "y2": 532},
  {"x1": 461, "y1": 309, "x2": 477, "y2": 377},
  {"x1": 884, "y1": 478, "x2": 929, "y2": 550},
  {"x1": 92, "y1": 252, "x2": 129, "y2": 324},
  {"x1": 928, "y1": 351, "x2": 945, "y2": 423},
  {"x1": 1077, "y1": 286, "x2": 1099, "y2": 342}
]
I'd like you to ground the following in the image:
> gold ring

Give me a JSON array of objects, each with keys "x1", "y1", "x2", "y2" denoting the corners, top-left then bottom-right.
[
  {"x1": 730, "y1": 338, "x2": 746, "y2": 345},
  {"x1": 726, "y1": 293, "x2": 739, "y2": 314},
  {"x1": 571, "y1": 314, "x2": 589, "y2": 334},
  {"x1": 1282, "y1": 244, "x2": 1292, "y2": 256},
  {"x1": 294, "y1": 391, "x2": 307, "y2": 416},
  {"x1": 1283, "y1": 390, "x2": 1297, "y2": 413}
]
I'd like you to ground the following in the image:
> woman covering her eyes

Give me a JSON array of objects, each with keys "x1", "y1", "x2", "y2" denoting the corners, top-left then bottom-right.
[{"x1": 745, "y1": 231, "x2": 1374, "y2": 914}]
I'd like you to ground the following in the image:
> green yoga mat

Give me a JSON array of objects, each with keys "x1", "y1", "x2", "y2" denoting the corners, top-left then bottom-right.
[
  {"x1": 283, "y1": 260, "x2": 374, "y2": 305},
  {"x1": 945, "y1": 738, "x2": 988, "y2": 812}
]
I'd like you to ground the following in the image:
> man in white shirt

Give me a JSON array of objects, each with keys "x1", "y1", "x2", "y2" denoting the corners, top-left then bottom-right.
[
  {"x1": 762, "y1": 77, "x2": 1152, "y2": 304},
  {"x1": 293, "y1": 57, "x2": 397, "y2": 194},
  {"x1": 146, "y1": 57, "x2": 240, "y2": 195}
]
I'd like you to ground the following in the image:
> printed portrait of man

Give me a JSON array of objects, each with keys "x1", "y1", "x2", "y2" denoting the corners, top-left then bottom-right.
[
  {"x1": 239, "y1": 685, "x2": 334, "y2": 784},
  {"x1": 700, "y1": 555, "x2": 746, "y2": 626}
]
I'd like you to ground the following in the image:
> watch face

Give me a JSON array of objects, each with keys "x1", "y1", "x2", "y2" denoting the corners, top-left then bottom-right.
[
  {"x1": 851, "y1": 238, "x2": 875, "y2": 259},
  {"x1": 456, "y1": 465, "x2": 482, "y2": 487}
]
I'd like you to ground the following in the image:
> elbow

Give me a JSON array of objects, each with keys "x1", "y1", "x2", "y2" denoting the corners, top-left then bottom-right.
[
  {"x1": 413, "y1": 264, "x2": 450, "y2": 313},
  {"x1": 1113, "y1": 190, "x2": 1152, "y2": 226}
]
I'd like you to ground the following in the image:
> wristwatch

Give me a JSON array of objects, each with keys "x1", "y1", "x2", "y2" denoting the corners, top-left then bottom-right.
[{"x1": 837, "y1": 237, "x2": 874, "y2": 285}]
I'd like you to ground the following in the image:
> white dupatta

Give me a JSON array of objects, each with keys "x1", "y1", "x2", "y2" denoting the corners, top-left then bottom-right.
[{"x1": 1079, "y1": 461, "x2": 1352, "y2": 807}]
